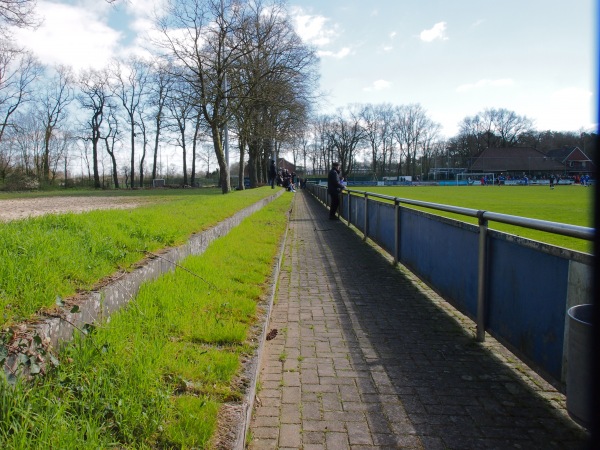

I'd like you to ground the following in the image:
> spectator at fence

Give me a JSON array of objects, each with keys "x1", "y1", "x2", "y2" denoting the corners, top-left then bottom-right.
[
  {"x1": 268, "y1": 159, "x2": 277, "y2": 189},
  {"x1": 328, "y1": 162, "x2": 345, "y2": 220}
]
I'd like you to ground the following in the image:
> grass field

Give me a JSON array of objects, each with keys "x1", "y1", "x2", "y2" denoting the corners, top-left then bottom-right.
[
  {"x1": 350, "y1": 184, "x2": 594, "y2": 253},
  {"x1": 0, "y1": 188, "x2": 278, "y2": 326},
  {"x1": 0, "y1": 193, "x2": 293, "y2": 448}
]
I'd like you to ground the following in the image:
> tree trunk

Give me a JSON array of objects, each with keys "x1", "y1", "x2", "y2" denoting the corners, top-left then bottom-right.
[
  {"x1": 248, "y1": 139, "x2": 259, "y2": 188},
  {"x1": 191, "y1": 114, "x2": 201, "y2": 187},
  {"x1": 211, "y1": 124, "x2": 230, "y2": 194},
  {"x1": 129, "y1": 114, "x2": 135, "y2": 189},
  {"x1": 237, "y1": 136, "x2": 246, "y2": 190},
  {"x1": 92, "y1": 137, "x2": 100, "y2": 189}
]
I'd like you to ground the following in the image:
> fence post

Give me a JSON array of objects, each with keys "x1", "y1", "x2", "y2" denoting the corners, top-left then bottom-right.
[
  {"x1": 364, "y1": 193, "x2": 369, "y2": 240},
  {"x1": 346, "y1": 192, "x2": 351, "y2": 227},
  {"x1": 394, "y1": 198, "x2": 400, "y2": 265},
  {"x1": 477, "y1": 211, "x2": 488, "y2": 342}
]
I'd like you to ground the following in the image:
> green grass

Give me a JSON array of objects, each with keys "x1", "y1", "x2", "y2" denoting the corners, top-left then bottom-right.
[
  {"x1": 0, "y1": 192, "x2": 293, "y2": 449},
  {"x1": 0, "y1": 188, "x2": 279, "y2": 326},
  {"x1": 353, "y1": 185, "x2": 594, "y2": 253}
]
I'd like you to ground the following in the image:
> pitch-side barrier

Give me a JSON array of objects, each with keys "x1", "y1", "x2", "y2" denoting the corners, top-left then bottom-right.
[{"x1": 307, "y1": 183, "x2": 594, "y2": 388}]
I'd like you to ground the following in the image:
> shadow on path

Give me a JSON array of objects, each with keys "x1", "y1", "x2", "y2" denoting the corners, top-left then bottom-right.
[{"x1": 303, "y1": 191, "x2": 588, "y2": 449}]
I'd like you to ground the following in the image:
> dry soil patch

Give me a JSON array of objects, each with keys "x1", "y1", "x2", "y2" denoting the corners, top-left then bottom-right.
[{"x1": 0, "y1": 196, "x2": 142, "y2": 222}]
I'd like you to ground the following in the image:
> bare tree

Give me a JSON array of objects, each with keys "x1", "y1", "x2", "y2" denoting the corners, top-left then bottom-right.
[
  {"x1": 393, "y1": 103, "x2": 438, "y2": 177},
  {"x1": 147, "y1": 61, "x2": 174, "y2": 180},
  {"x1": 232, "y1": 0, "x2": 317, "y2": 187},
  {"x1": 360, "y1": 103, "x2": 395, "y2": 178},
  {"x1": 109, "y1": 58, "x2": 149, "y2": 188},
  {"x1": 103, "y1": 105, "x2": 121, "y2": 188},
  {"x1": 0, "y1": 43, "x2": 41, "y2": 144},
  {"x1": 0, "y1": 0, "x2": 39, "y2": 33},
  {"x1": 8, "y1": 108, "x2": 41, "y2": 175},
  {"x1": 78, "y1": 68, "x2": 111, "y2": 188},
  {"x1": 165, "y1": 76, "x2": 195, "y2": 186},
  {"x1": 312, "y1": 114, "x2": 334, "y2": 173},
  {"x1": 38, "y1": 65, "x2": 73, "y2": 184},
  {"x1": 197, "y1": 138, "x2": 216, "y2": 177},
  {"x1": 455, "y1": 107, "x2": 535, "y2": 159},
  {"x1": 419, "y1": 123, "x2": 442, "y2": 179},
  {"x1": 158, "y1": 0, "x2": 245, "y2": 193},
  {"x1": 190, "y1": 105, "x2": 203, "y2": 186},
  {"x1": 326, "y1": 106, "x2": 365, "y2": 177},
  {"x1": 487, "y1": 108, "x2": 534, "y2": 147}
]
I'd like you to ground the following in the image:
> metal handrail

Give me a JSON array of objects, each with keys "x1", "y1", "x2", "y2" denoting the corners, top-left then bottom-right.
[
  {"x1": 315, "y1": 185, "x2": 596, "y2": 343},
  {"x1": 345, "y1": 188, "x2": 594, "y2": 241}
]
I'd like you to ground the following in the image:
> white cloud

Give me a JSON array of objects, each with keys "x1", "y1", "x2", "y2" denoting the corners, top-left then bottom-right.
[
  {"x1": 456, "y1": 78, "x2": 515, "y2": 92},
  {"x1": 318, "y1": 47, "x2": 351, "y2": 59},
  {"x1": 292, "y1": 11, "x2": 338, "y2": 47},
  {"x1": 364, "y1": 79, "x2": 391, "y2": 92},
  {"x1": 419, "y1": 22, "x2": 448, "y2": 42},
  {"x1": 14, "y1": 1, "x2": 122, "y2": 71},
  {"x1": 125, "y1": 0, "x2": 168, "y2": 18},
  {"x1": 380, "y1": 31, "x2": 398, "y2": 52}
]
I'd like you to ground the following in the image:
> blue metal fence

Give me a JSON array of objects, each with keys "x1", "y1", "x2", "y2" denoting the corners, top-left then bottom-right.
[{"x1": 307, "y1": 183, "x2": 594, "y2": 384}]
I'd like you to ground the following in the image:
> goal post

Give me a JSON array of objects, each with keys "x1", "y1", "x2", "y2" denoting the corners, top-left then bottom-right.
[{"x1": 456, "y1": 173, "x2": 495, "y2": 185}]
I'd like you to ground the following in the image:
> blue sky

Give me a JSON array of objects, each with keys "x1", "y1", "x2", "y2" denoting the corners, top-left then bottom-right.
[
  {"x1": 14, "y1": 0, "x2": 597, "y2": 138},
  {"x1": 290, "y1": 0, "x2": 596, "y2": 136}
]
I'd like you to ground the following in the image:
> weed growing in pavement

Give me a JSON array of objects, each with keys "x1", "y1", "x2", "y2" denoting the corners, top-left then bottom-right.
[
  {"x1": 0, "y1": 188, "x2": 275, "y2": 326},
  {"x1": 0, "y1": 194, "x2": 292, "y2": 449}
]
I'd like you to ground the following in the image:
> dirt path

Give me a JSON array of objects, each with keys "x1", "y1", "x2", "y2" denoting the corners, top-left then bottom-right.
[{"x1": 0, "y1": 196, "x2": 142, "y2": 222}]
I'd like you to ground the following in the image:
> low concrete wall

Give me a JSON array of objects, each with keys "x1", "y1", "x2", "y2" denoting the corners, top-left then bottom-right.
[{"x1": 5, "y1": 191, "x2": 283, "y2": 374}]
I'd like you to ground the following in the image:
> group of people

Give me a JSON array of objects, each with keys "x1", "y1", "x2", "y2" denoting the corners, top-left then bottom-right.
[
  {"x1": 268, "y1": 160, "x2": 305, "y2": 192},
  {"x1": 269, "y1": 159, "x2": 347, "y2": 220}
]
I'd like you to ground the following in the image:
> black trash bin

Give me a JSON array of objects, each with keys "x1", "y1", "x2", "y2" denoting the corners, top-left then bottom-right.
[{"x1": 566, "y1": 303, "x2": 594, "y2": 428}]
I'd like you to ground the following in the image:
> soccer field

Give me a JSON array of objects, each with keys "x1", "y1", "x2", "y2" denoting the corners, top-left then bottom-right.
[{"x1": 351, "y1": 184, "x2": 594, "y2": 253}]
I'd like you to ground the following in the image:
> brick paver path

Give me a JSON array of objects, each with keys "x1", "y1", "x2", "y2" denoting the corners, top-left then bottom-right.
[{"x1": 248, "y1": 190, "x2": 588, "y2": 449}]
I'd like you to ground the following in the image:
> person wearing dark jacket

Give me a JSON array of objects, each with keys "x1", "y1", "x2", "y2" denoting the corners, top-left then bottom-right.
[
  {"x1": 327, "y1": 162, "x2": 345, "y2": 219},
  {"x1": 268, "y1": 159, "x2": 277, "y2": 188}
]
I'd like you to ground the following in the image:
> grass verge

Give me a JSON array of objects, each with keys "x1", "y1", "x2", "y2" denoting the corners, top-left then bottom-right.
[
  {"x1": 0, "y1": 192, "x2": 292, "y2": 449},
  {"x1": 0, "y1": 188, "x2": 278, "y2": 326}
]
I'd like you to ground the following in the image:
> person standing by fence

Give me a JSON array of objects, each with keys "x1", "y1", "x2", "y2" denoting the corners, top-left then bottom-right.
[
  {"x1": 268, "y1": 159, "x2": 277, "y2": 189},
  {"x1": 327, "y1": 162, "x2": 345, "y2": 220}
]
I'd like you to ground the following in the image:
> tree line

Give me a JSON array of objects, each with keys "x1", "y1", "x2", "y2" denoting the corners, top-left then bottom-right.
[
  {"x1": 0, "y1": 0, "x2": 318, "y2": 192},
  {"x1": 0, "y1": 0, "x2": 594, "y2": 191},
  {"x1": 286, "y1": 104, "x2": 596, "y2": 180}
]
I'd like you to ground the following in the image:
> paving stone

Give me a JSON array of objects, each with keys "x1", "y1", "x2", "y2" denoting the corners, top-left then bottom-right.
[
  {"x1": 325, "y1": 431, "x2": 350, "y2": 450},
  {"x1": 303, "y1": 431, "x2": 326, "y2": 445},
  {"x1": 346, "y1": 421, "x2": 373, "y2": 445},
  {"x1": 252, "y1": 426, "x2": 279, "y2": 440},
  {"x1": 248, "y1": 437, "x2": 277, "y2": 450},
  {"x1": 303, "y1": 445, "x2": 326, "y2": 450},
  {"x1": 279, "y1": 423, "x2": 301, "y2": 448},
  {"x1": 254, "y1": 406, "x2": 280, "y2": 417},
  {"x1": 281, "y1": 403, "x2": 301, "y2": 424}
]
